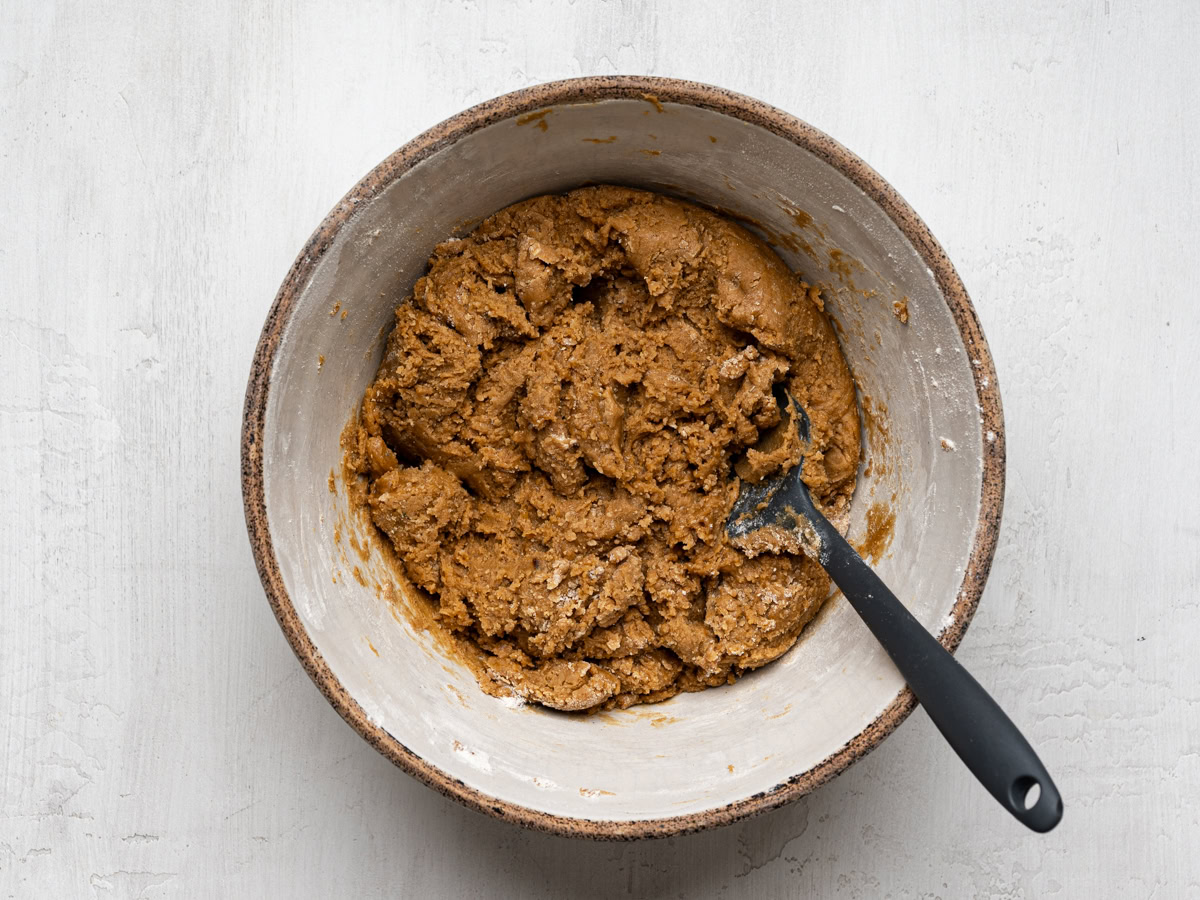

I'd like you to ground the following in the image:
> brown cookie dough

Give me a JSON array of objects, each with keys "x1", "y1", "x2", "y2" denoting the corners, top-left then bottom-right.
[{"x1": 345, "y1": 186, "x2": 860, "y2": 712}]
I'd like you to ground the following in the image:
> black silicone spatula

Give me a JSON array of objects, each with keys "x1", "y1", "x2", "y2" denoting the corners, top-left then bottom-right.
[{"x1": 727, "y1": 390, "x2": 1063, "y2": 833}]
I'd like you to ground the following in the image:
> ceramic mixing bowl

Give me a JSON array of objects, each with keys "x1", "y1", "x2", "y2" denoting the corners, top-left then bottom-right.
[{"x1": 242, "y1": 76, "x2": 1004, "y2": 838}]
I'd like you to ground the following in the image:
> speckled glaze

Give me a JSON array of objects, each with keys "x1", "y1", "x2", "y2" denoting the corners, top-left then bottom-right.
[{"x1": 241, "y1": 76, "x2": 1004, "y2": 840}]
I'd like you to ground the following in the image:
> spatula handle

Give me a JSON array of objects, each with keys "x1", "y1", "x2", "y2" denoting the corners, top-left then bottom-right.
[{"x1": 812, "y1": 515, "x2": 1063, "y2": 832}]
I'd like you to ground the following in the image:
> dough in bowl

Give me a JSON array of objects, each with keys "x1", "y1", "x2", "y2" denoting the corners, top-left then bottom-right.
[{"x1": 344, "y1": 186, "x2": 860, "y2": 711}]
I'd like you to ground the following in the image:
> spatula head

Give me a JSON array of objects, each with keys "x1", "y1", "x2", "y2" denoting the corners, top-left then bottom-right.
[{"x1": 725, "y1": 391, "x2": 823, "y2": 559}]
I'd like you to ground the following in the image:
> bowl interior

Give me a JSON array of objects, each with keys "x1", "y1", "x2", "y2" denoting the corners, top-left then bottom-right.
[{"x1": 259, "y1": 95, "x2": 987, "y2": 825}]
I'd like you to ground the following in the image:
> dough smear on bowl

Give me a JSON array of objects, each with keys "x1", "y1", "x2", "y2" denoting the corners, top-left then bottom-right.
[{"x1": 345, "y1": 186, "x2": 860, "y2": 711}]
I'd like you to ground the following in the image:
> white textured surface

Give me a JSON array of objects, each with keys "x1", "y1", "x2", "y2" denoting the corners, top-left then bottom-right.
[{"x1": 1, "y1": 1, "x2": 1197, "y2": 896}]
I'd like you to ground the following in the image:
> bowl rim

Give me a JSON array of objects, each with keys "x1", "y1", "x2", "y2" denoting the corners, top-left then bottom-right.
[{"x1": 241, "y1": 75, "x2": 1006, "y2": 840}]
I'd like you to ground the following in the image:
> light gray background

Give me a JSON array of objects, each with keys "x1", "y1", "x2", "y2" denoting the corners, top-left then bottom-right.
[{"x1": 2, "y1": 1, "x2": 1197, "y2": 897}]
